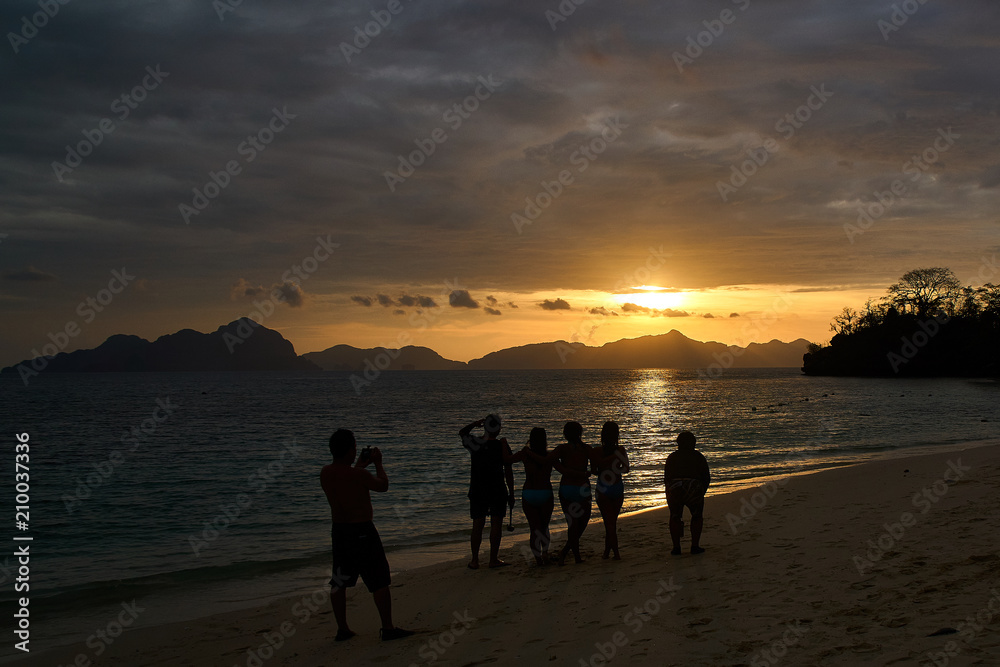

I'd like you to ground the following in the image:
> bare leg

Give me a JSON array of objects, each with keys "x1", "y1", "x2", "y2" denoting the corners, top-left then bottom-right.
[
  {"x1": 690, "y1": 516, "x2": 704, "y2": 554},
  {"x1": 565, "y1": 500, "x2": 591, "y2": 563},
  {"x1": 541, "y1": 497, "x2": 554, "y2": 562},
  {"x1": 596, "y1": 493, "x2": 612, "y2": 558},
  {"x1": 373, "y1": 586, "x2": 393, "y2": 630},
  {"x1": 576, "y1": 501, "x2": 592, "y2": 562},
  {"x1": 607, "y1": 496, "x2": 623, "y2": 560},
  {"x1": 488, "y1": 513, "x2": 506, "y2": 567},
  {"x1": 469, "y1": 517, "x2": 486, "y2": 568},
  {"x1": 523, "y1": 503, "x2": 543, "y2": 564},
  {"x1": 669, "y1": 516, "x2": 683, "y2": 556},
  {"x1": 557, "y1": 495, "x2": 573, "y2": 565},
  {"x1": 330, "y1": 587, "x2": 354, "y2": 640}
]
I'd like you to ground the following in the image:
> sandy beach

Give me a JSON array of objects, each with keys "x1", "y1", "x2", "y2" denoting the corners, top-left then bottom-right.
[{"x1": 24, "y1": 440, "x2": 1000, "y2": 667}]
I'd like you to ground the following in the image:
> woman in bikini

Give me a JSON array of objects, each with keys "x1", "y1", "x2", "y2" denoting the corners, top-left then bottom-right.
[
  {"x1": 550, "y1": 421, "x2": 593, "y2": 564},
  {"x1": 510, "y1": 427, "x2": 554, "y2": 566},
  {"x1": 592, "y1": 420, "x2": 629, "y2": 560}
]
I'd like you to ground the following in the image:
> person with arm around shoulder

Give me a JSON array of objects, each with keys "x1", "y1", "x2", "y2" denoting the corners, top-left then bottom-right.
[
  {"x1": 592, "y1": 420, "x2": 629, "y2": 560},
  {"x1": 509, "y1": 427, "x2": 555, "y2": 565}
]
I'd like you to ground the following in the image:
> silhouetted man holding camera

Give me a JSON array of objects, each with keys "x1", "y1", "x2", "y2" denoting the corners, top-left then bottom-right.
[{"x1": 321, "y1": 428, "x2": 413, "y2": 641}]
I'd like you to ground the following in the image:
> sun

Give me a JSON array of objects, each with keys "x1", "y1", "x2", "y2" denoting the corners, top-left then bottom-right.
[{"x1": 613, "y1": 286, "x2": 687, "y2": 311}]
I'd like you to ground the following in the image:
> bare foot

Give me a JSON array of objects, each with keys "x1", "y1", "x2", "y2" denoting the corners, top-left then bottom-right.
[
  {"x1": 467, "y1": 560, "x2": 479, "y2": 570},
  {"x1": 691, "y1": 546, "x2": 705, "y2": 555},
  {"x1": 670, "y1": 547, "x2": 682, "y2": 556},
  {"x1": 335, "y1": 629, "x2": 356, "y2": 642}
]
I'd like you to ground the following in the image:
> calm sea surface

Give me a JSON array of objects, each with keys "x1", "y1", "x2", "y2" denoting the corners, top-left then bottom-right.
[{"x1": 1, "y1": 368, "x2": 998, "y2": 655}]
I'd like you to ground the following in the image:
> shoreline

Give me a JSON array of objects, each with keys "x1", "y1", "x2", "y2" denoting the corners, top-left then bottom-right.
[{"x1": 12, "y1": 438, "x2": 1000, "y2": 666}]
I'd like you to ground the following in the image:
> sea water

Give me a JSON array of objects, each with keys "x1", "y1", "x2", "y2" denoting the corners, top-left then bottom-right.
[{"x1": 0, "y1": 368, "x2": 997, "y2": 656}]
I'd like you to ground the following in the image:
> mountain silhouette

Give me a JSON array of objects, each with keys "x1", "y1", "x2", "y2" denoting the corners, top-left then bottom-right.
[
  {"x1": 467, "y1": 330, "x2": 811, "y2": 369},
  {"x1": 307, "y1": 330, "x2": 811, "y2": 371},
  {"x1": 1, "y1": 319, "x2": 318, "y2": 376},
  {"x1": 304, "y1": 344, "x2": 465, "y2": 371}
]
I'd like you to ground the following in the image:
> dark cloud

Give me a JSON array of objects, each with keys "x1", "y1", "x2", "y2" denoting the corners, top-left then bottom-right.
[
  {"x1": 449, "y1": 290, "x2": 479, "y2": 308},
  {"x1": 621, "y1": 303, "x2": 649, "y2": 313},
  {"x1": 393, "y1": 309, "x2": 405, "y2": 315},
  {"x1": 275, "y1": 282, "x2": 304, "y2": 308},
  {"x1": 3, "y1": 266, "x2": 57, "y2": 282},
  {"x1": 589, "y1": 306, "x2": 617, "y2": 316},
  {"x1": 660, "y1": 309, "x2": 690, "y2": 318},
  {"x1": 703, "y1": 313, "x2": 715, "y2": 318},
  {"x1": 376, "y1": 294, "x2": 393, "y2": 307},
  {"x1": 398, "y1": 294, "x2": 438, "y2": 308},
  {"x1": 484, "y1": 307, "x2": 502, "y2": 315},
  {"x1": 730, "y1": 312, "x2": 741, "y2": 318},
  {"x1": 486, "y1": 295, "x2": 498, "y2": 305},
  {"x1": 231, "y1": 278, "x2": 266, "y2": 299},
  {"x1": 540, "y1": 298, "x2": 571, "y2": 311},
  {"x1": 351, "y1": 295, "x2": 373, "y2": 307}
]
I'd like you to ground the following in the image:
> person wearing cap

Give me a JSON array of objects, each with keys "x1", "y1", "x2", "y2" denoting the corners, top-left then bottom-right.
[
  {"x1": 459, "y1": 414, "x2": 515, "y2": 569},
  {"x1": 664, "y1": 431, "x2": 711, "y2": 555}
]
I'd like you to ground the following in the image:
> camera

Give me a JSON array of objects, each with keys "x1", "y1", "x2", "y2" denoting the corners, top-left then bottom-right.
[{"x1": 359, "y1": 445, "x2": 372, "y2": 462}]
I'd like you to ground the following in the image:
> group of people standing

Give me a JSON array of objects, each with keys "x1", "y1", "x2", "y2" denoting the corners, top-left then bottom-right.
[
  {"x1": 319, "y1": 418, "x2": 712, "y2": 642},
  {"x1": 459, "y1": 414, "x2": 711, "y2": 568}
]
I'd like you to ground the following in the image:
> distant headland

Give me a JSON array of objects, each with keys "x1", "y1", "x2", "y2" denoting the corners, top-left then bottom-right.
[{"x1": 802, "y1": 267, "x2": 999, "y2": 377}]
